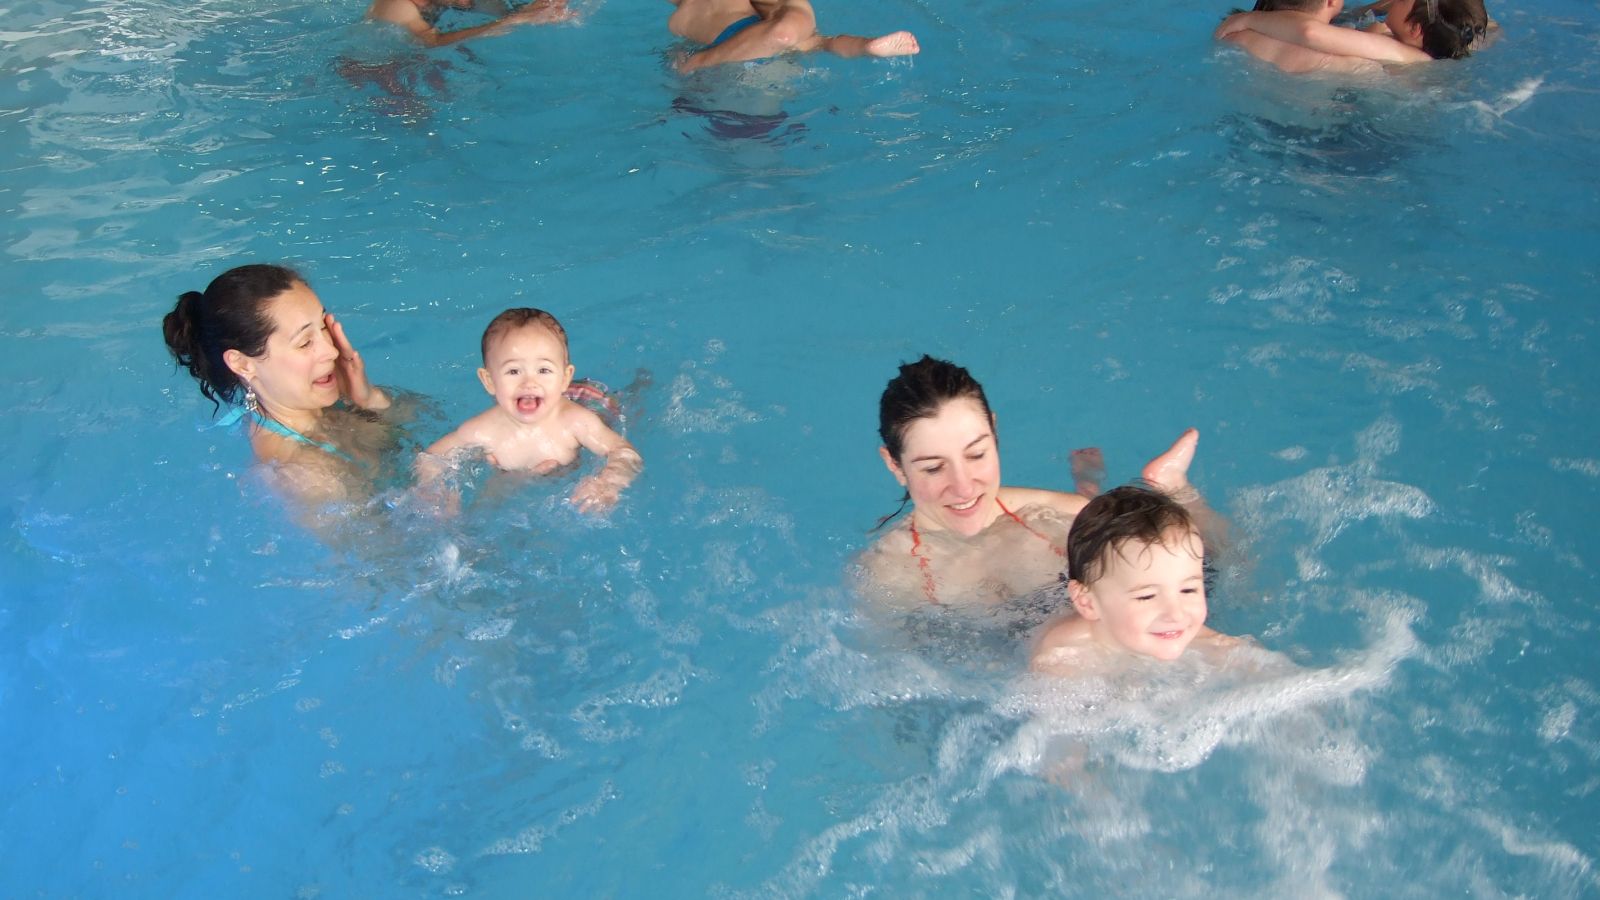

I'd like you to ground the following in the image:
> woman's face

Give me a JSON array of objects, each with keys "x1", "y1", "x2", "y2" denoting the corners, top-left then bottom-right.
[
  {"x1": 880, "y1": 397, "x2": 1002, "y2": 537},
  {"x1": 231, "y1": 282, "x2": 341, "y2": 414}
]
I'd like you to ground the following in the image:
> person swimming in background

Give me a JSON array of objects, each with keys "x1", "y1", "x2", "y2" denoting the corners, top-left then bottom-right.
[
  {"x1": 162, "y1": 264, "x2": 410, "y2": 514},
  {"x1": 1218, "y1": 0, "x2": 1388, "y2": 73},
  {"x1": 1215, "y1": 0, "x2": 1489, "y2": 64},
  {"x1": 1030, "y1": 485, "x2": 1240, "y2": 675},
  {"x1": 667, "y1": 0, "x2": 918, "y2": 73},
  {"x1": 418, "y1": 308, "x2": 642, "y2": 513},
  {"x1": 366, "y1": 0, "x2": 573, "y2": 48}
]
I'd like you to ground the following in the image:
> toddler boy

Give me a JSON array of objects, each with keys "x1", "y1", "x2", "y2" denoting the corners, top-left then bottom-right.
[{"x1": 1031, "y1": 485, "x2": 1235, "y2": 675}]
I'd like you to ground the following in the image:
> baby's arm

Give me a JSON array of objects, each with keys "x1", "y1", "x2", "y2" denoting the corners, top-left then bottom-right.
[
  {"x1": 566, "y1": 407, "x2": 642, "y2": 513},
  {"x1": 1215, "y1": 11, "x2": 1430, "y2": 62},
  {"x1": 413, "y1": 426, "x2": 480, "y2": 515}
]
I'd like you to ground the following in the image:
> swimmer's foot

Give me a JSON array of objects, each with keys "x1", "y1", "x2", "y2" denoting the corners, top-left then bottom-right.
[
  {"x1": 1142, "y1": 428, "x2": 1200, "y2": 501},
  {"x1": 819, "y1": 32, "x2": 919, "y2": 59},
  {"x1": 865, "y1": 31, "x2": 919, "y2": 57},
  {"x1": 1070, "y1": 447, "x2": 1105, "y2": 499}
]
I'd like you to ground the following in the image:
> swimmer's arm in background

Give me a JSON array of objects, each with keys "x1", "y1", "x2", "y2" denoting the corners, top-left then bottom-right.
[
  {"x1": 1223, "y1": 29, "x2": 1379, "y2": 73},
  {"x1": 1214, "y1": 11, "x2": 1431, "y2": 62},
  {"x1": 567, "y1": 406, "x2": 642, "y2": 513}
]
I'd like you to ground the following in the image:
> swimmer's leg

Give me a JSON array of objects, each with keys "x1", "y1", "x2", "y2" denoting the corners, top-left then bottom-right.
[
  {"x1": 1141, "y1": 428, "x2": 1230, "y2": 555},
  {"x1": 1070, "y1": 447, "x2": 1105, "y2": 499},
  {"x1": 1141, "y1": 428, "x2": 1198, "y2": 498},
  {"x1": 678, "y1": 0, "x2": 818, "y2": 72},
  {"x1": 815, "y1": 31, "x2": 919, "y2": 58}
]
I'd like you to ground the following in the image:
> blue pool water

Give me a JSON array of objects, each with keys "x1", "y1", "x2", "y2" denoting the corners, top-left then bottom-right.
[{"x1": 3, "y1": 0, "x2": 1599, "y2": 895}]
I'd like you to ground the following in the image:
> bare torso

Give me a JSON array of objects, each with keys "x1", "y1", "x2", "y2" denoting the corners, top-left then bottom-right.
[{"x1": 858, "y1": 488, "x2": 1086, "y2": 609}]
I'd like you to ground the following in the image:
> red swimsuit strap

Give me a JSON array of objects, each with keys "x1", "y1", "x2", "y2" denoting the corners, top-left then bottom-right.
[
  {"x1": 906, "y1": 498, "x2": 1065, "y2": 603},
  {"x1": 996, "y1": 498, "x2": 1067, "y2": 557},
  {"x1": 907, "y1": 518, "x2": 940, "y2": 603}
]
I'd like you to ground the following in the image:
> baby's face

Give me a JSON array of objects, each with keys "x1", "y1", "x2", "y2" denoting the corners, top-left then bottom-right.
[
  {"x1": 1071, "y1": 530, "x2": 1207, "y2": 660},
  {"x1": 477, "y1": 324, "x2": 575, "y2": 425}
]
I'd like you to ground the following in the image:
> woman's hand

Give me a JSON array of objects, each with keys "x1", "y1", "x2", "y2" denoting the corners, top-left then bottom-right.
[
  {"x1": 1214, "y1": 11, "x2": 1256, "y2": 40},
  {"x1": 327, "y1": 313, "x2": 390, "y2": 410}
]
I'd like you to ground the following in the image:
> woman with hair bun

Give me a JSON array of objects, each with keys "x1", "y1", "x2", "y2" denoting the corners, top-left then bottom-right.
[
  {"x1": 163, "y1": 264, "x2": 398, "y2": 508},
  {"x1": 858, "y1": 356, "x2": 1211, "y2": 609}
]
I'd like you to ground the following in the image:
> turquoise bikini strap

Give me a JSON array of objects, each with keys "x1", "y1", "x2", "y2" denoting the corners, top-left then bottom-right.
[{"x1": 213, "y1": 406, "x2": 357, "y2": 463}]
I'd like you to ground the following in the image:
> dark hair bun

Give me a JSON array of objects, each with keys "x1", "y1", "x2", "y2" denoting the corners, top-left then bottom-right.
[{"x1": 161, "y1": 264, "x2": 303, "y2": 413}]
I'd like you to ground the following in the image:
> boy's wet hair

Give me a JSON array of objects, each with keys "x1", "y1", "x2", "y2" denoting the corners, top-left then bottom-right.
[
  {"x1": 1404, "y1": 0, "x2": 1488, "y2": 59},
  {"x1": 481, "y1": 308, "x2": 569, "y2": 365},
  {"x1": 1067, "y1": 485, "x2": 1199, "y2": 585}
]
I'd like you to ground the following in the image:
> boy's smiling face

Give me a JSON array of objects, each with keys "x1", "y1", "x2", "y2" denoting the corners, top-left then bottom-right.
[
  {"x1": 1068, "y1": 529, "x2": 1207, "y2": 660},
  {"x1": 477, "y1": 323, "x2": 575, "y2": 426}
]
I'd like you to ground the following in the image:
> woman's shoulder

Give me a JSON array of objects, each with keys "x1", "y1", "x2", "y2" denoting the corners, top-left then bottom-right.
[{"x1": 999, "y1": 486, "x2": 1088, "y2": 518}]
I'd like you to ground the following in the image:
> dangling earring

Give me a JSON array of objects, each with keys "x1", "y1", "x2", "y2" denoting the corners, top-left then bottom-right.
[{"x1": 244, "y1": 386, "x2": 261, "y2": 416}]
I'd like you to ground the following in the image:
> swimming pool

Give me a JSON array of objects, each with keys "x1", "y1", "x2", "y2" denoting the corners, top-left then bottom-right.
[{"x1": 3, "y1": 0, "x2": 1598, "y2": 895}]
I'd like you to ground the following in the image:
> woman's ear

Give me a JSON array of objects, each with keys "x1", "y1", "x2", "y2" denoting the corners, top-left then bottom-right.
[
  {"x1": 223, "y1": 348, "x2": 255, "y2": 383},
  {"x1": 879, "y1": 446, "x2": 907, "y2": 487},
  {"x1": 1067, "y1": 579, "x2": 1100, "y2": 620}
]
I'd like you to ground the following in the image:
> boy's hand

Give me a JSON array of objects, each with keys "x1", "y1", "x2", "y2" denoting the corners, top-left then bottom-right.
[{"x1": 570, "y1": 476, "x2": 622, "y2": 514}]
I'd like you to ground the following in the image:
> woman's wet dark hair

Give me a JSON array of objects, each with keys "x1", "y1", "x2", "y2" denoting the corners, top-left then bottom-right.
[
  {"x1": 874, "y1": 356, "x2": 996, "y2": 528},
  {"x1": 1406, "y1": 0, "x2": 1488, "y2": 59},
  {"x1": 162, "y1": 263, "x2": 305, "y2": 413}
]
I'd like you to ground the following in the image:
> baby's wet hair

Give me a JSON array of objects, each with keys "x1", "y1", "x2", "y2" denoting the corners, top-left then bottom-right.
[
  {"x1": 162, "y1": 263, "x2": 305, "y2": 413},
  {"x1": 1067, "y1": 485, "x2": 1200, "y2": 585},
  {"x1": 481, "y1": 308, "x2": 568, "y2": 365}
]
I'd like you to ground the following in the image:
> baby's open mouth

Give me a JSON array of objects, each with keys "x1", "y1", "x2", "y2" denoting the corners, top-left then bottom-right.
[{"x1": 516, "y1": 395, "x2": 543, "y2": 415}]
